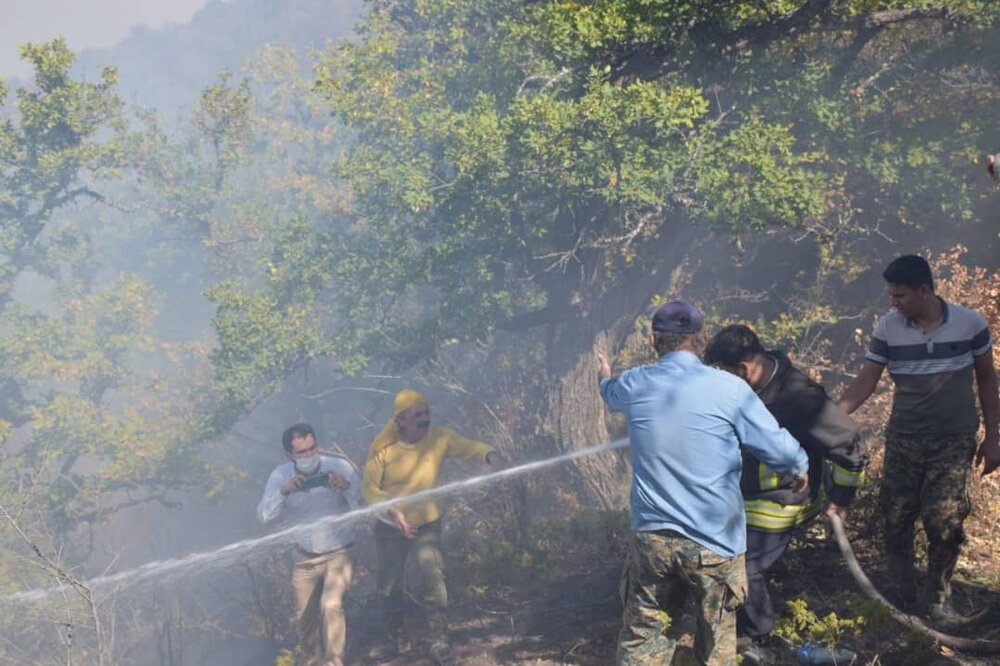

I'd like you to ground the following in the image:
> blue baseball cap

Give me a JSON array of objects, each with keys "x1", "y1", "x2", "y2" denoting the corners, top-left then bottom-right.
[{"x1": 651, "y1": 299, "x2": 704, "y2": 334}]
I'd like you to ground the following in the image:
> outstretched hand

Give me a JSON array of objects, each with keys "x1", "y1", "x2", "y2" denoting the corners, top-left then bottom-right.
[{"x1": 597, "y1": 352, "x2": 612, "y2": 380}]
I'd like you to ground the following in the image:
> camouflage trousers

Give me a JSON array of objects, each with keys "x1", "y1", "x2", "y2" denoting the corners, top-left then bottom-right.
[
  {"x1": 881, "y1": 431, "x2": 976, "y2": 605},
  {"x1": 617, "y1": 530, "x2": 747, "y2": 666}
]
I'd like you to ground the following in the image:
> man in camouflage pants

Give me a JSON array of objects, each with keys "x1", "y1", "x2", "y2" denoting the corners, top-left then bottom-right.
[
  {"x1": 840, "y1": 255, "x2": 999, "y2": 622},
  {"x1": 599, "y1": 300, "x2": 808, "y2": 665},
  {"x1": 619, "y1": 532, "x2": 749, "y2": 665},
  {"x1": 881, "y1": 432, "x2": 976, "y2": 608}
]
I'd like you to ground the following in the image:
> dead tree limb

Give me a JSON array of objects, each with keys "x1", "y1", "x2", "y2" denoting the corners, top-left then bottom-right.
[{"x1": 0, "y1": 501, "x2": 111, "y2": 665}]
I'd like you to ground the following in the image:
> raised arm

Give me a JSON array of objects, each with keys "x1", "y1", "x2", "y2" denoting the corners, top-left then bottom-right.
[
  {"x1": 597, "y1": 349, "x2": 632, "y2": 413},
  {"x1": 599, "y1": 365, "x2": 637, "y2": 413}
]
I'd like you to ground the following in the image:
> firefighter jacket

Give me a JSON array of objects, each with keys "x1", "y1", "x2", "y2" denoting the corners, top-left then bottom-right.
[{"x1": 743, "y1": 351, "x2": 869, "y2": 533}]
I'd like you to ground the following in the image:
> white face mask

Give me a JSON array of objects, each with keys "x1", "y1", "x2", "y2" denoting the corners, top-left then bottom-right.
[{"x1": 294, "y1": 454, "x2": 321, "y2": 475}]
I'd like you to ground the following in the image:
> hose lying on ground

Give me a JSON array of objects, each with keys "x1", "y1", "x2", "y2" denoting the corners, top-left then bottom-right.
[{"x1": 829, "y1": 514, "x2": 1000, "y2": 654}]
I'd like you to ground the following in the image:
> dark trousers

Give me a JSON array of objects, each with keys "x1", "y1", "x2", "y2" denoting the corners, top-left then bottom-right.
[
  {"x1": 374, "y1": 519, "x2": 447, "y2": 641},
  {"x1": 736, "y1": 527, "x2": 795, "y2": 639}
]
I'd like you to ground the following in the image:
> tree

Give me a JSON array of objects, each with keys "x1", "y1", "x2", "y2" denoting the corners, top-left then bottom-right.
[
  {"x1": 0, "y1": 39, "x2": 360, "y2": 662},
  {"x1": 145, "y1": 46, "x2": 355, "y2": 427},
  {"x1": 0, "y1": 41, "x2": 215, "y2": 541},
  {"x1": 0, "y1": 39, "x2": 127, "y2": 304},
  {"x1": 221, "y1": 0, "x2": 972, "y2": 506}
]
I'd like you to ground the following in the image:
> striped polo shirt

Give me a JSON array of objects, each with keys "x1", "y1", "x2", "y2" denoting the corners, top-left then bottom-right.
[{"x1": 866, "y1": 299, "x2": 992, "y2": 434}]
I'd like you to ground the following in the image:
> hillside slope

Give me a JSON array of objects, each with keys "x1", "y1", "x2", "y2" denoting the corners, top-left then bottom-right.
[{"x1": 75, "y1": 0, "x2": 362, "y2": 113}]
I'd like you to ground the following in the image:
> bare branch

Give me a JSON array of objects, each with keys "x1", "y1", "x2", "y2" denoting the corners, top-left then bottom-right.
[
  {"x1": 516, "y1": 67, "x2": 572, "y2": 97},
  {"x1": 0, "y1": 500, "x2": 112, "y2": 665},
  {"x1": 865, "y1": 6, "x2": 949, "y2": 28}
]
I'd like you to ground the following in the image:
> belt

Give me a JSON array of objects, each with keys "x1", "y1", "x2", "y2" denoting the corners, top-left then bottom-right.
[{"x1": 295, "y1": 542, "x2": 354, "y2": 559}]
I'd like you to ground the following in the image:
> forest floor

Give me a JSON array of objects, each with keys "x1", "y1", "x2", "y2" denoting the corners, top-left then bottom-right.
[{"x1": 343, "y1": 509, "x2": 1000, "y2": 666}]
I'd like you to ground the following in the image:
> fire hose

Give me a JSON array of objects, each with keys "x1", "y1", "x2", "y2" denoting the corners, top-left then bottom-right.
[{"x1": 829, "y1": 514, "x2": 1000, "y2": 653}]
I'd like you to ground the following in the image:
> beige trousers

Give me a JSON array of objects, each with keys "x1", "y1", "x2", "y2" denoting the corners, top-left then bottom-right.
[{"x1": 292, "y1": 547, "x2": 353, "y2": 666}]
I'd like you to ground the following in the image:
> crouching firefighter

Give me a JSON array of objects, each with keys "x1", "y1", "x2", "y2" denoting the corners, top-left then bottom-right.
[{"x1": 705, "y1": 325, "x2": 869, "y2": 664}]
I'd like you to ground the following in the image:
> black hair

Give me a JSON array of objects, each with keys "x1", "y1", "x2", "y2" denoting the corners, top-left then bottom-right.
[
  {"x1": 883, "y1": 255, "x2": 934, "y2": 292},
  {"x1": 282, "y1": 423, "x2": 315, "y2": 453},
  {"x1": 704, "y1": 324, "x2": 765, "y2": 368}
]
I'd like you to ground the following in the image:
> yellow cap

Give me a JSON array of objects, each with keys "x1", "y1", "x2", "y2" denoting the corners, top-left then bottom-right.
[{"x1": 393, "y1": 389, "x2": 427, "y2": 416}]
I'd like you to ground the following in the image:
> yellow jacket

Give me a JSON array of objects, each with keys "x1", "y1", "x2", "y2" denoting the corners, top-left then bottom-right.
[{"x1": 361, "y1": 426, "x2": 493, "y2": 527}]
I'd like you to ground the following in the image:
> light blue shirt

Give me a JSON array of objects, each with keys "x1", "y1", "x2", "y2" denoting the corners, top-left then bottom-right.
[
  {"x1": 256, "y1": 455, "x2": 363, "y2": 554},
  {"x1": 601, "y1": 351, "x2": 808, "y2": 557}
]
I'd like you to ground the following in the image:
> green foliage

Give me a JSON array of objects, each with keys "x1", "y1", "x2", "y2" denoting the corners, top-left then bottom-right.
[
  {"x1": 304, "y1": 0, "x2": 997, "y2": 384},
  {"x1": 194, "y1": 72, "x2": 254, "y2": 187},
  {"x1": 0, "y1": 38, "x2": 128, "y2": 298},
  {"x1": 305, "y1": 0, "x2": 853, "y2": 378},
  {"x1": 528, "y1": 1, "x2": 696, "y2": 61},
  {"x1": 207, "y1": 278, "x2": 325, "y2": 425},
  {"x1": 695, "y1": 119, "x2": 826, "y2": 230},
  {"x1": 136, "y1": 46, "x2": 355, "y2": 426},
  {"x1": 774, "y1": 598, "x2": 867, "y2": 647},
  {"x1": 0, "y1": 42, "x2": 212, "y2": 539},
  {"x1": 0, "y1": 274, "x2": 212, "y2": 527}
]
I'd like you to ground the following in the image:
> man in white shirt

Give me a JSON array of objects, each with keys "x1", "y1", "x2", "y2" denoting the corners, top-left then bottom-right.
[{"x1": 257, "y1": 423, "x2": 362, "y2": 666}]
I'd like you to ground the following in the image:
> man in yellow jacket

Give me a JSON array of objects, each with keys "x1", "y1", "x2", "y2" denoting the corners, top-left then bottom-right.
[{"x1": 362, "y1": 389, "x2": 508, "y2": 661}]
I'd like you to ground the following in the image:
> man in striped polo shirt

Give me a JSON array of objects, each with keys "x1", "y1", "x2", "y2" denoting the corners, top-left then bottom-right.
[{"x1": 839, "y1": 255, "x2": 999, "y2": 623}]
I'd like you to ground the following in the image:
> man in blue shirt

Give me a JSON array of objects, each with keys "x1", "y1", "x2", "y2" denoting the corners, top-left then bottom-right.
[{"x1": 599, "y1": 300, "x2": 808, "y2": 666}]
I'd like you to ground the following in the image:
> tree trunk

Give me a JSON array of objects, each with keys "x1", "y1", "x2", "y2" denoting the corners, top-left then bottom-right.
[
  {"x1": 542, "y1": 224, "x2": 697, "y2": 509},
  {"x1": 545, "y1": 323, "x2": 630, "y2": 510}
]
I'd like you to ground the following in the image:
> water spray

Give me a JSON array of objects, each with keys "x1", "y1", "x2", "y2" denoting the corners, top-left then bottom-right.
[{"x1": 1, "y1": 438, "x2": 629, "y2": 604}]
